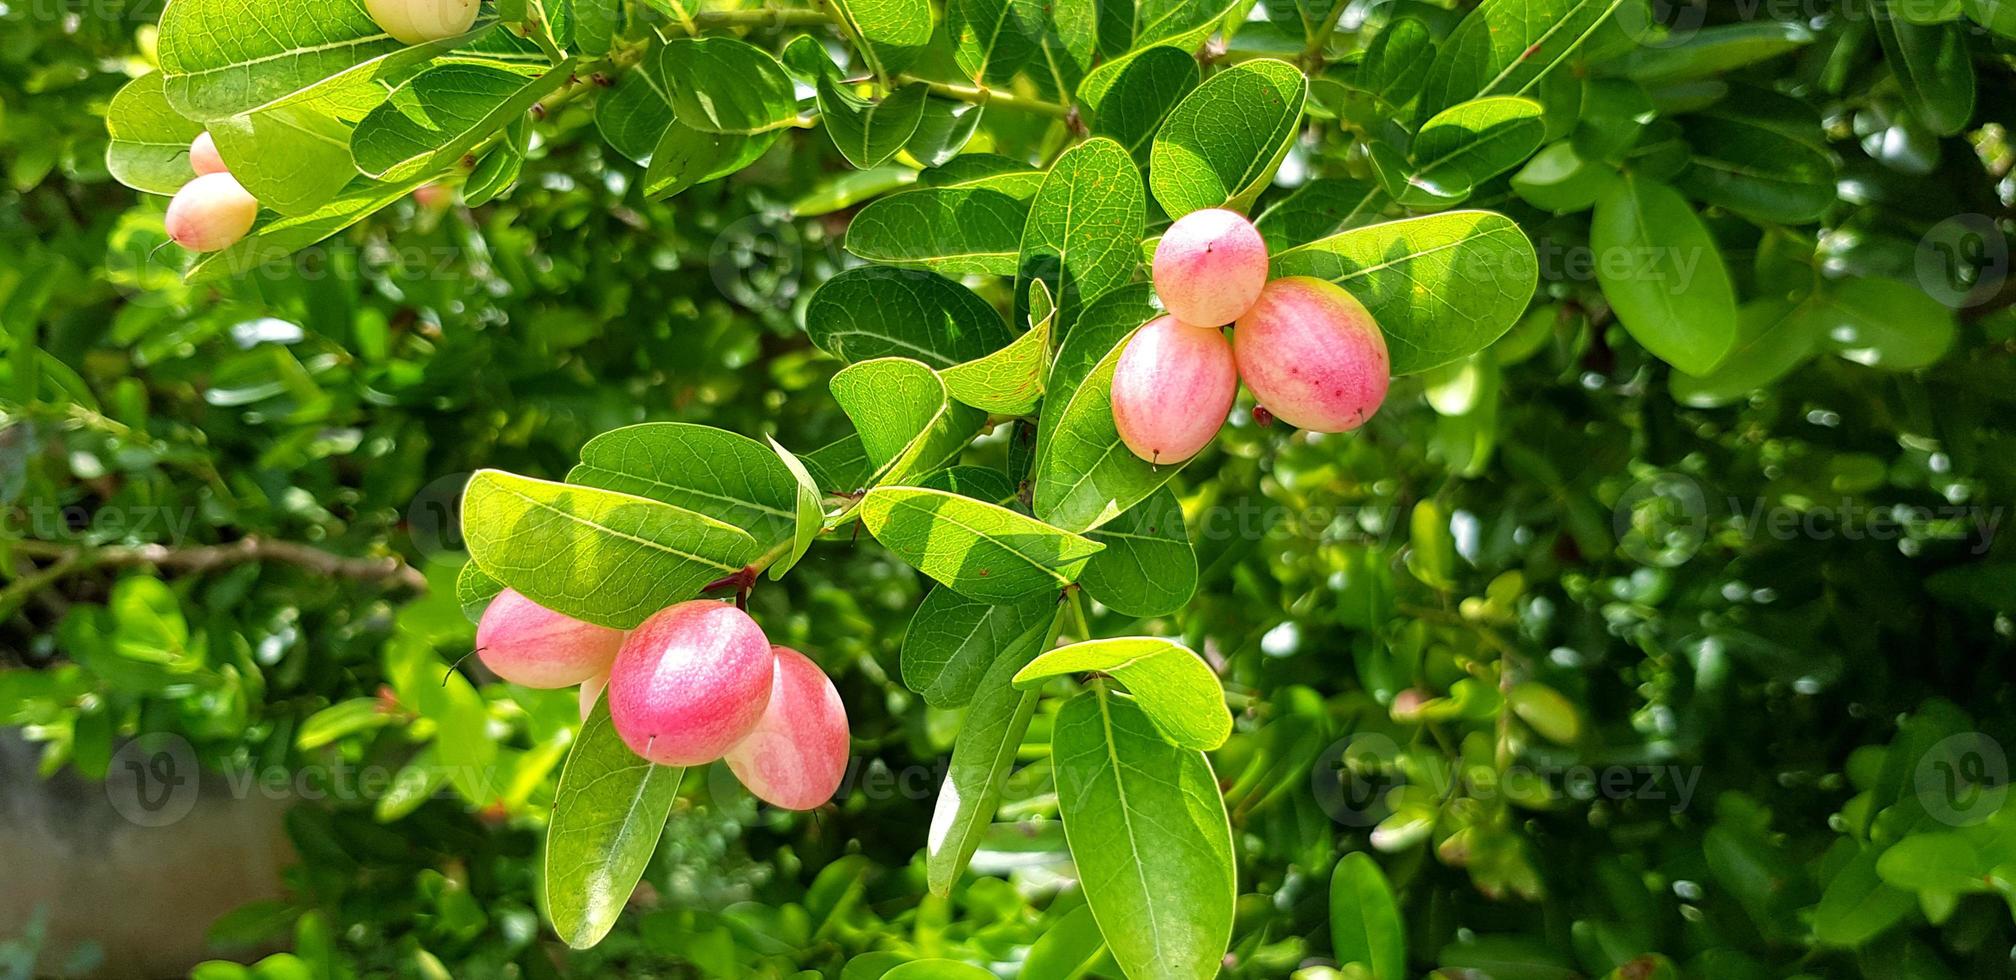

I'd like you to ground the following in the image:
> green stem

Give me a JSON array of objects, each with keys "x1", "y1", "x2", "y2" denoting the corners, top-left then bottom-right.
[
  {"x1": 689, "y1": 7, "x2": 838, "y2": 29},
  {"x1": 897, "y1": 74, "x2": 1073, "y2": 119},
  {"x1": 1066, "y1": 587, "x2": 1093, "y2": 642},
  {"x1": 1303, "y1": 0, "x2": 1351, "y2": 65}
]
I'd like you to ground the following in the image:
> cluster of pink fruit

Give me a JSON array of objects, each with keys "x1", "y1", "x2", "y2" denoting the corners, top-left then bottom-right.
[
  {"x1": 1112, "y1": 208, "x2": 1393, "y2": 464},
  {"x1": 476, "y1": 589, "x2": 850, "y2": 811},
  {"x1": 162, "y1": 0, "x2": 480, "y2": 254}
]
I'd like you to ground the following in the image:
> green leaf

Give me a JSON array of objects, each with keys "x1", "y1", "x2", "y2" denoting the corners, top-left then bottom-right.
[
  {"x1": 905, "y1": 98, "x2": 986, "y2": 167},
  {"x1": 858, "y1": 486, "x2": 1103, "y2": 602},
  {"x1": 940, "y1": 304, "x2": 1053, "y2": 415},
  {"x1": 1035, "y1": 0, "x2": 1098, "y2": 97},
  {"x1": 1670, "y1": 297, "x2": 1824, "y2": 408},
  {"x1": 904, "y1": 587, "x2": 1057, "y2": 707},
  {"x1": 1017, "y1": 138, "x2": 1146, "y2": 338},
  {"x1": 1356, "y1": 16, "x2": 1433, "y2": 112},
  {"x1": 352, "y1": 62, "x2": 569, "y2": 182},
  {"x1": 1510, "y1": 140, "x2": 1620, "y2": 214},
  {"x1": 1393, "y1": 96, "x2": 1546, "y2": 207},
  {"x1": 658, "y1": 37, "x2": 799, "y2": 136},
  {"x1": 1610, "y1": 21, "x2": 1814, "y2": 83},
  {"x1": 643, "y1": 118, "x2": 779, "y2": 199},
  {"x1": 881, "y1": 961, "x2": 994, "y2": 980},
  {"x1": 201, "y1": 102, "x2": 358, "y2": 217},
  {"x1": 575, "y1": 0, "x2": 619, "y2": 55},
  {"x1": 1588, "y1": 173, "x2": 1738, "y2": 375},
  {"x1": 818, "y1": 79, "x2": 931, "y2": 169},
  {"x1": 1030, "y1": 284, "x2": 1177, "y2": 533},
  {"x1": 1015, "y1": 637, "x2": 1229, "y2": 750},
  {"x1": 1871, "y1": 6, "x2": 1975, "y2": 136},
  {"x1": 925, "y1": 614, "x2": 1054, "y2": 894},
  {"x1": 596, "y1": 48, "x2": 677, "y2": 165},
  {"x1": 767, "y1": 437, "x2": 826, "y2": 581},
  {"x1": 1674, "y1": 107, "x2": 1837, "y2": 225},
  {"x1": 187, "y1": 176, "x2": 431, "y2": 283},
  {"x1": 949, "y1": 0, "x2": 1047, "y2": 85},
  {"x1": 1052, "y1": 688, "x2": 1235, "y2": 980},
  {"x1": 1021, "y1": 904, "x2": 1112, "y2": 979},
  {"x1": 566, "y1": 423, "x2": 800, "y2": 555},
  {"x1": 1812, "y1": 846, "x2": 1914, "y2": 948},
  {"x1": 1129, "y1": 0, "x2": 1246, "y2": 52},
  {"x1": 846, "y1": 185, "x2": 1031, "y2": 276},
  {"x1": 1330, "y1": 853, "x2": 1405, "y2": 980},
  {"x1": 806, "y1": 268, "x2": 1013, "y2": 369},
  {"x1": 805, "y1": 435, "x2": 874, "y2": 494},
  {"x1": 295, "y1": 698, "x2": 391, "y2": 751},
  {"x1": 830, "y1": 358, "x2": 988, "y2": 489},
  {"x1": 461, "y1": 470, "x2": 760, "y2": 630},
  {"x1": 1811, "y1": 278, "x2": 1958, "y2": 371},
  {"x1": 454, "y1": 562, "x2": 504, "y2": 622},
  {"x1": 920, "y1": 465, "x2": 1022, "y2": 506},
  {"x1": 157, "y1": 0, "x2": 476, "y2": 120},
  {"x1": 1965, "y1": 0, "x2": 2016, "y2": 37},
  {"x1": 1080, "y1": 488, "x2": 1195, "y2": 618},
  {"x1": 1148, "y1": 59, "x2": 1307, "y2": 218},
  {"x1": 1080, "y1": 47, "x2": 1201, "y2": 164},
  {"x1": 106, "y1": 73, "x2": 205, "y2": 195},
  {"x1": 1271, "y1": 211, "x2": 1540, "y2": 376},
  {"x1": 1416, "y1": 0, "x2": 1628, "y2": 121},
  {"x1": 545, "y1": 698, "x2": 683, "y2": 949},
  {"x1": 830, "y1": 0, "x2": 935, "y2": 76},
  {"x1": 1253, "y1": 177, "x2": 1381, "y2": 249}
]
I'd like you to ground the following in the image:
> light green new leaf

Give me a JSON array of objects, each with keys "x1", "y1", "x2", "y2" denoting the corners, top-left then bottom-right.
[
  {"x1": 454, "y1": 562, "x2": 504, "y2": 622},
  {"x1": 1396, "y1": 96, "x2": 1546, "y2": 206},
  {"x1": 1081, "y1": 489, "x2": 1196, "y2": 618},
  {"x1": 767, "y1": 437, "x2": 826, "y2": 581},
  {"x1": 1018, "y1": 138, "x2": 1145, "y2": 339},
  {"x1": 1415, "y1": 0, "x2": 1628, "y2": 121},
  {"x1": 1810, "y1": 278, "x2": 1958, "y2": 371},
  {"x1": 831, "y1": 0, "x2": 935, "y2": 76},
  {"x1": 1589, "y1": 174, "x2": 1738, "y2": 375},
  {"x1": 1330, "y1": 852, "x2": 1405, "y2": 980},
  {"x1": 858, "y1": 487, "x2": 1103, "y2": 602},
  {"x1": 352, "y1": 62, "x2": 569, "y2": 181},
  {"x1": 461, "y1": 470, "x2": 759, "y2": 630},
  {"x1": 1871, "y1": 5, "x2": 1975, "y2": 136},
  {"x1": 1021, "y1": 904, "x2": 1113, "y2": 979},
  {"x1": 925, "y1": 614, "x2": 1053, "y2": 894},
  {"x1": 904, "y1": 587, "x2": 1057, "y2": 707},
  {"x1": 205, "y1": 101, "x2": 359, "y2": 217},
  {"x1": 1812, "y1": 846, "x2": 1914, "y2": 947},
  {"x1": 1080, "y1": 46, "x2": 1200, "y2": 164},
  {"x1": 846, "y1": 186, "x2": 1031, "y2": 276},
  {"x1": 566, "y1": 423, "x2": 800, "y2": 555},
  {"x1": 806, "y1": 268, "x2": 1013, "y2": 369},
  {"x1": 106, "y1": 73, "x2": 205, "y2": 195},
  {"x1": 546, "y1": 699, "x2": 683, "y2": 949},
  {"x1": 1149, "y1": 59, "x2": 1307, "y2": 217},
  {"x1": 574, "y1": 0, "x2": 619, "y2": 55},
  {"x1": 805, "y1": 435, "x2": 874, "y2": 495},
  {"x1": 1271, "y1": 211, "x2": 1540, "y2": 376},
  {"x1": 949, "y1": 0, "x2": 1046, "y2": 85},
  {"x1": 831, "y1": 358, "x2": 987, "y2": 489},
  {"x1": 1670, "y1": 298, "x2": 1824, "y2": 407},
  {"x1": 1030, "y1": 284, "x2": 1175, "y2": 533},
  {"x1": 1016, "y1": 637, "x2": 1229, "y2": 750},
  {"x1": 1130, "y1": 0, "x2": 1245, "y2": 52},
  {"x1": 818, "y1": 79, "x2": 931, "y2": 169},
  {"x1": 882, "y1": 961, "x2": 994, "y2": 980},
  {"x1": 1053, "y1": 688, "x2": 1235, "y2": 980},
  {"x1": 658, "y1": 37, "x2": 799, "y2": 136},
  {"x1": 941, "y1": 302, "x2": 1053, "y2": 415}
]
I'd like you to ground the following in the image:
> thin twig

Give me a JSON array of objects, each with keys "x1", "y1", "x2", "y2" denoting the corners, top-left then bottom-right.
[{"x1": 7, "y1": 537, "x2": 428, "y2": 593}]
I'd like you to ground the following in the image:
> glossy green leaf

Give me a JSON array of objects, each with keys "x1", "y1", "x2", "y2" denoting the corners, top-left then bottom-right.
[
  {"x1": 1383, "y1": 96, "x2": 1546, "y2": 206},
  {"x1": 1035, "y1": 0, "x2": 1098, "y2": 97},
  {"x1": 831, "y1": 0, "x2": 935, "y2": 76},
  {"x1": 1356, "y1": 16, "x2": 1433, "y2": 112},
  {"x1": 1588, "y1": 173, "x2": 1737, "y2": 375},
  {"x1": 880, "y1": 960, "x2": 994, "y2": 980},
  {"x1": 818, "y1": 79, "x2": 930, "y2": 169},
  {"x1": 806, "y1": 268, "x2": 1013, "y2": 369},
  {"x1": 1129, "y1": 0, "x2": 1246, "y2": 52},
  {"x1": 1052, "y1": 688, "x2": 1235, "y2": 980},
  {"x1": 1148, "y1": 60, "x2": 1307, "y2": 217},
  {"x1": 1017, "y1": 138, "x2": 1145, "y2": 338},
  {"x1": 1016, "y1": 637, "x2": 1229, "y2": 749},
  {"x1": 658, "y1": 37, "x2": 799, "y2": 136},
  {"x1": 905, "y1": 98, "x2": 985, "y2": 167},
  {"x1": 858, "y1": 487, "x2": 1103, "y2": 602},
  {"x1": 1674, "y1": 108, "x2": 1837, "y2": 224},
  {"x1": 830, "y1": 358, "x2": 988, "y2": 489},
  {"x1": 1416, "y1": 0, "x2": 1628, "y2": 120},
  {"x1": 767, "y1": 437, "x2": 826, "y2": 581},
  {"x1": 926, "y1": 615, "x2": 1053, "y2": 894},
  {"x1": 595, "y1": 49, "x2": 677, "y2": 165},
  {"x1": 1021, "y1": 904, "x2": 1112, "y2": 979},
  {"x1": 904, "y1": 587, "x2": 1057, "y2": 707},
  {"x1": 106, "y1": 73, "x2": 205, "y2": 195},
  {"x1": 1871, "y1": 7, "x2": 1974, "y2": 136},
  {"x1": 1080, "y1": 489, "x2": 1195, "y2": 618},
  {"x1": 187, "y1": 176, "x2": 430, "y2": 282},
  {"x1": 566, "y1": 423, "x2": 800, "y2": 556},
  {"x1": 1811, "y1": 278, "x2": 1958, "y2": 371},
  {"x1": 1511, "y1": 140, "x2": 1619, "y2": 214},
  {"x1": 941, "y1": 302, "x2": 1053, "y2": 415},
  {"x1": 454, "y1": 562, "x2": 504, "y2": 622},
  {"x1": 1079, "y1": 47, "x2": 1199, "y2": 164},
  {"x1": 1611, "y1": 21, "x2": 1814, "y2": 83},
  {"x1": 920, "y1": 465, "x2": 1022, "y2": 506},
  {"x1": 846, "y1": 186, "x2": 1031, "y2": 276},
  {"x1": 1812, "y1": 846, "x2": 1914, "y2": 947},
  {"x1": 1670, "y1": 297, "x2": 1824, "y2": 407},
  {"x1": 1331, "y1": 852, "x2": 1405, "y2": 980},
  {"x1": 352, "y1": 63, "x2": 568, "y2": 182},
  {"x1": 157, "y1": 0, "x2": 467, "y2": 120},
  {"x1": 1253, "y1": 177, "x2": 1381, "y2": 249},
  {"x1": 461, "y1": 470, "x2": 759, "y2": 630},
  {"x1": 949, "y1": 0, "x2": 1046, "y2": 85},
  {"x1": 1271, "y1": 211, "x2": 1540, "y2": 375},
  {"x1": 546, "y1": 698, "x2": 682, "y2": 949}
]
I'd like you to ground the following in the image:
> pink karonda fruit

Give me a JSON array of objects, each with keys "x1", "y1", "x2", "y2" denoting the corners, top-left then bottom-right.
[
  {"x1": 724, "y1": 647, "x2": 850, "y2": 810},
  {"x1": 1151, "y1": 208, "x2": 1270, "y2": 327},
  {"x1": 189, "y1": 132, "x2": 226, "y2": 176},
  {"x1": 164, "y1": 173, "x2": 258, "y2": 253},
  {"x1": 475, "y1": 588, "x2": 624, "y2": 689},
  {"x1": 1111, "y1": 315, "x2": 1238, "y2": 464},
  {"x1": 1233, "y1": 276, "x2": 1390, "y2": 433},
  {"x1": 608, "y1": 601, "x2": 774, "y2": 766}
]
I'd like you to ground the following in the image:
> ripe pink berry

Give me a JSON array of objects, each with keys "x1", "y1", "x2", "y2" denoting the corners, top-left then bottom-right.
[
  {"x1": 1232, "y1": 277, "x2": 1390, "y2": 433},
  {"x1": 608, "y1": 601, "x2": 774, "y2": 766},
  {"x1": 189, "y1": 132, "x2": 227, "y2": 176},
  {"x1": 475, "y1": 588, "x2": 624, "y2": 689},
  {"x1": 724, "y1": 647, "x2": 850, "y2": 810},
  {"x1": 365, "y1": 0, "x2": 480, "y2": 45},
  {"x1": 1152, "y1": 208, "x2": 1270, "y2": 327},
  {"x1": 1110, "y1": 314, "x2": 1238, "y2": 464},
  {"x1": 164, "y1": 173, "x2": 258, "y2": 253}
]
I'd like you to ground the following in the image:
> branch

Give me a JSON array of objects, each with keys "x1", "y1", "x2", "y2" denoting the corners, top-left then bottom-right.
[
  {"x1": 896, "y1": 74, "x2": 1074, "y2": 119},
  {"x1": 8, "y1": 537, "x2": 428, "y2": 593}
]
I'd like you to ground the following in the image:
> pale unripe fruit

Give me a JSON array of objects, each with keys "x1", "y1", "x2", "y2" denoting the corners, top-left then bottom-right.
[
  {"x1": 164, "y1": 173, "x2": 258, "y2": 253},
  {"x1": 580, "y1": 669, "x2": 609, "y2": 721},
  {"x1": 475, "y1": 588, "x2": 624, "y2": 689},
  {"x1": 724, "y1": 647, "x2": 850, "y2": 810},
  {"x1": 1233, "y1": 277, "x2": 1390, "y2": 433},
  {"x1": 1110, "y1": 315, "x2": 1238, "y2": 464},
  {"x1": 1152, "y1": 208, "x2": 1270, "y2": 327},
  {"x1": 365, "y1": 0, "x2": 480, "y2": 45},
  {"x1": 608, "y1": 601, "x2": 774, "y2": 766},
  {"x1": 189, "y1": 132, "x2": 226, "y2": 176}
]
